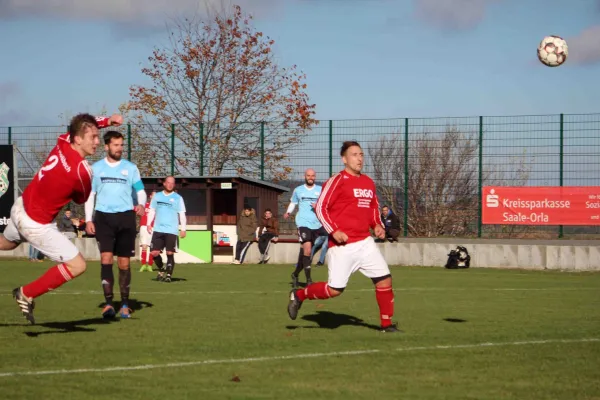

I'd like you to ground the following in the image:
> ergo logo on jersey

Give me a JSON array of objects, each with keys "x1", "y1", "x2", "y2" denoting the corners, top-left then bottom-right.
[
  {"x1": 0, "y1": 217, "x2": 10, "y2": 225},
  {"x1": 353, "y1": 189, "x2": 374, "y2": 198}
]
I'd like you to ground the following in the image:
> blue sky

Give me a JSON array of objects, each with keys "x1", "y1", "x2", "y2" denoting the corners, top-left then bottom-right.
[{"x1": 0, "y1": 0, "x2": 599, "y2": 126}]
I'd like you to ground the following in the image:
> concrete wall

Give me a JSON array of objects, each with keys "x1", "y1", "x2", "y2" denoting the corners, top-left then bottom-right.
[{"x1": 2, "y1": 237, "x2": 598, "y2": 271}]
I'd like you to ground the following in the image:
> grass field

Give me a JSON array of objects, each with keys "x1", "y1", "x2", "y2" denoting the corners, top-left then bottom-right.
[{"x1": 1, "y1": 260, "x2": 599, "y2": 399}]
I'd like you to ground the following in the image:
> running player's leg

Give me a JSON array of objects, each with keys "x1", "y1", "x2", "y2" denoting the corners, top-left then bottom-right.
[
  {"x1": 288, "y1": 242, "x2": 358, "y2": 320},
  {"x1": 10, "y1": 200, "x2": 87, "y2": 324},
  {"x1": 163, "y1": 234, "x2": 177, "y2": 282},
  {"x1": 115, "y1": 211, "x2": 137, "y2": 318},
  {"x1": 150, "y1": 233, "x2": 166, "y2": 280},
  {"x1": 292, "y1": 227, "x2": 313, "y2": 285},
  {"x1": 357, "y1": 237, "x2": 399, "y2": 332},
  {"x1": 94, "y1": 211, "x2": 117, "y2": 318}
]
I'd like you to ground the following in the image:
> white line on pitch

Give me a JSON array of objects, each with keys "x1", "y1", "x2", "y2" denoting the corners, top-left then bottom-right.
[{"x1": 0, "y1": 337, "x2": 597, "y2": 378}]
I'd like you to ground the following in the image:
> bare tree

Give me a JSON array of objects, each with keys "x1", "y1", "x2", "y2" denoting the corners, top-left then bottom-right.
[
  {"x1": 369, "y1": 127, "x2": 532, "y2": 237},
  {"x1": 124, "y1": 4, "x2": 317, "y2": 181}
]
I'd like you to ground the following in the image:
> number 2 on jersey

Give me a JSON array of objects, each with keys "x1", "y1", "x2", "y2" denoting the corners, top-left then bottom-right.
[{"x1": 38, "y1": 155, "x2": 59, "y2": 180}]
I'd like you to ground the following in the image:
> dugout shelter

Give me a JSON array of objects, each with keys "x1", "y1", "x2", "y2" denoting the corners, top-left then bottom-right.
[{"x1": 141, "y1": 175, "x2": 289, "y2": 263}]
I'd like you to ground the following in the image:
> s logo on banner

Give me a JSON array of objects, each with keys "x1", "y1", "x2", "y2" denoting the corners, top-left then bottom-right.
[
  {"x1": 0, "y1": 162, "x2": 10, "y2": 199},
  {"x1": 486, "y1": 188, "x2": 499, "y2": 208}
]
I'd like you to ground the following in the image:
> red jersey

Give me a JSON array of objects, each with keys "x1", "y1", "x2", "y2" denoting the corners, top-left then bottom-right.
[
  {"x1": 22, "y1": 117, "x2": 110, "y2": 224},
  {"x1": 316, "y1": 169, "x2": 383, "y2": 246},
  {"x1": 139, "y1": 201, "x2": 155, "y2": 228}
]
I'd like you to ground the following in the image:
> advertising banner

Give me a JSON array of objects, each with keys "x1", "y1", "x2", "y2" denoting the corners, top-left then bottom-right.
[
  {"x1": 482, "y1": 186, "x2": 600, "y2": 225},
  {"x1": 0, "y1": 145, "x2": 15, "y2": 233}
]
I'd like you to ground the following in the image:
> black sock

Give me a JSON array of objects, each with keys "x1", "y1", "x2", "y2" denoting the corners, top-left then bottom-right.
[
  {"x1": 118, "y1": 268, "x2": 131, "y2": 305},
  {"x1": 302, "y1": 255, "x2": 312, "y2": 281},
  {"x1": 154, "y1": 255, "x2": 164, "y2": 271},
  {"x1": 292, "y1": 249, "x2": 304, "y2": 277},
  {"x1": 166, "y1": 254, "x2": 175, "y2": 275},
  {"x1": 101, "y1": 264, "x2": 114, "y2": 306}
]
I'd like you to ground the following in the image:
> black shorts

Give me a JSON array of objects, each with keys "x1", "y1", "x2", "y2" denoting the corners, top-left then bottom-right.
[
  {"x1": 94, "y1": 210, "x2": 137, "y2": 257},
  {"x1": 151, "y1": 232, "x2": 178, "y2": 252},
  {"x1": 297, "y1": 227, "x2": 321, "y2": 244}
]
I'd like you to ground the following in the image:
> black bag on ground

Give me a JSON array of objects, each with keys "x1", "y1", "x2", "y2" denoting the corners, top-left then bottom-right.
[{"x1": 445, "y1": 246, "x2": 471, "y2": 269}]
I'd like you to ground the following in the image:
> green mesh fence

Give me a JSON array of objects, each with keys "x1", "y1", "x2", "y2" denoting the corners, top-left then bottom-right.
[{"x1": 2, "y1": 113, "x2": 599, "y2": 239}]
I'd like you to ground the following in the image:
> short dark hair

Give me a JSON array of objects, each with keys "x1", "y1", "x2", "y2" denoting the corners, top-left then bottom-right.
[
  {"x1": 340, "y1": 140, "x2": 361, "y2": 156},
  {"x1": 103, "y1": 130, "x2": 124, "y2": 145},
  {"x1": 68, "y1": 113, "x2": 99, "y2": 143},
  {"x1": 264, "y1": 208, "x2": 272, "y2": 213}
]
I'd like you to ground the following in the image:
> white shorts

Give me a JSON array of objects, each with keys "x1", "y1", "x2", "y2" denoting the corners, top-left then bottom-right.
[
  {"x1": 326, "y1": 236, "x2": 390, "y2": 289},
  {"x1": 3, "y1": 197, "x2": 80, "y2": 263},
  {"x1": 139, "y1": 227, "x2": 151, "y2": 246}
]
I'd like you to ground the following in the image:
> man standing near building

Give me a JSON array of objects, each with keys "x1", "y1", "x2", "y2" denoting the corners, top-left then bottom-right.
[
  {"x1": 284, "y1": 168, "x2": 322, "y2": 288},
  {"x1": 256, "y1": 209, "x2": 278, "y2": 264},
  {"x1": 139, "y1": 191, "x2": 156, "y2": 272},
  {"x1": 146, "y1": 176, "x2": 187, "y2": 283},
  {"x1": 234, "y1": 205, "x2": 257, "y2": 265},
  {"x1": 85, "y1": 131, "x2": 146, "y2": 319}
]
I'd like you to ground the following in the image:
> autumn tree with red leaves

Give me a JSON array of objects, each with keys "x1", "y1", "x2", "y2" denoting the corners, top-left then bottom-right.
[{"x1": 124, "y1": 5, "x2": 317, "y2": 180}]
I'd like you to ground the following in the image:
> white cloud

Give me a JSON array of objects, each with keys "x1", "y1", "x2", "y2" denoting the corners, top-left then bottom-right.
[
  {"x1": 414, "y1": 0, "x2": 494, "y2": 31},
  {"x1": 567, "y1": 25, "x2": 600, "y2": 65},
  {"x1": 0, "y1": 0, "x2": 281, "y2": 27}
]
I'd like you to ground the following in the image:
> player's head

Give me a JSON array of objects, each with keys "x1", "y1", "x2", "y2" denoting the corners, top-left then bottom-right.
[
  {"x1": 264, "y1": 208, "x2": 272, "y2": 219},
  {"x1": 103, "y1": 131, "x2": 124, "y2": 161},
  {"x1": 163, "y1": 176, "x2": 176, "y2": 193},
  {"x1": 340, "y1": 141, "x2": 363, "y2": 175},
  {"x1": 304, "y1": 168, "x2": 316, "y2": 186},
  {"x1": 68, "y1": 113, "x2": 100, "y2": 157}
]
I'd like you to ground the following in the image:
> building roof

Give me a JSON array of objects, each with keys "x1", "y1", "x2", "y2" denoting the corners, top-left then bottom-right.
[{"x1": 142, "y1": 175, "x2": 290, "y2": 193}]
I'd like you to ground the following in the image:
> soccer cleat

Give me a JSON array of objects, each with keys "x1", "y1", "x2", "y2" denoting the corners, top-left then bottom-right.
[
  {"x1": 316, "y1": 262, "x2": 324, "y2": 267},
  {"x1": 291, "y1": 273, "x2": 299, "y2": 289},
  {"x1": 164, "y1": 274, "x2": 172, "y2": 283},
  {"x1": 13, "y1": 287, "x2": 35, "y2": 325},
  {"x1": 287, "y1": 289, "x2": 303, "y2": 320},
  {"x1": 380, "y1": 323, "x2": 402, "y2": 333},
  {"x1": 263, "y1": 255, "x2": 270, "y2": 263},
  {"x1": 157, "y1": 271, "x2": 165, "y2": 281},
  {"x1": 120, "y1": 305, "x2": 131, "y2": 319},
  {"x1": 102, "y1": 304, "x2": 116, "y2": 319}
]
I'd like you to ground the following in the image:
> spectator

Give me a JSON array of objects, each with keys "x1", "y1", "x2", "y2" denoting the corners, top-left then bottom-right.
[
  {"x1": 58, "y1": 210, "x2": 78, "y2": 240},
  {"x1": 234, "y1": 205, "x2": 257, "y2": 265},
  {"x1": 378, "y1": 205, "x2": 400, "y2": 242},
  {"x1": 256, "y1": 208, "x2": 279, "y2": 264}
]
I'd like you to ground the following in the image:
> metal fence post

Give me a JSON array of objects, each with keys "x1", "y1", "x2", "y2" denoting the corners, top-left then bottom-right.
[
  {"x1": 403, "y1": 118, "x2": 409, "y2": 237},
  {"x1": 329, "y1": 120, "x2": 333, "y2": 176},
  {"x1": 260, "y1": 122, "x2": 265, "y2": 180},
  {"x1": 7, "y1": 127, "x2": 11, "y2": 145},
  {"x1": 199, "y1": 122, "x2": 204, "y2": 176},
  {"x1": 170, "y1": 123, "x2": 175, "y2": 176},
  {"x1": 559, "y1": 113, "x2": 564, "y2": 239},
  {"x1": 478, "y1": 116, "x2": 483, "y2": 238},
  {"x1": 127, "y1": 124, "x2": 132, "y2": 161}
]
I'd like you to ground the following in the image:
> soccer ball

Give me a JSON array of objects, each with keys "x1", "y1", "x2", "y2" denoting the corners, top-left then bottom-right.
[{"x1": 537, "y1": 35, "x2": 568, "y2": 67}]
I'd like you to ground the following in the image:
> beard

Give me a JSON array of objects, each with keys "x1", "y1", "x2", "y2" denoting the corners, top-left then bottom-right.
[{"x1": 108, "y1": 150, "x2": 122, "y2": 161}]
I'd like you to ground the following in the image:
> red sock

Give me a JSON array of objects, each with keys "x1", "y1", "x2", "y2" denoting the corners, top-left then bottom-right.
[
  {"x1": 376, "y1": 285, "x2": 394, "y2": 328},
  {"x1": 140, "y1": 249, "x2": 147, "y2": 265},
  {"x1": 22, "y1": 264, "x2": 74, "y2": 299},
  {"x1": 296, "y1": 282, "x2": 331, "y2": 302},
  {"x1": 147, "y1": 253, "x2": 154, "y2": 266}
]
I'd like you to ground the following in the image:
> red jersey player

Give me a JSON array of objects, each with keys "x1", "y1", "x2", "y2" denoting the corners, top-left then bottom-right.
[
  {"x1": 139, "y1": 191, "x2": 156, "y2": 271},
  {"x1": 0, "y1": 113, "x2": 123, "y2": 324},
  {"x1": 287, "y1": 140, "x2": 400, "y2": 333}
]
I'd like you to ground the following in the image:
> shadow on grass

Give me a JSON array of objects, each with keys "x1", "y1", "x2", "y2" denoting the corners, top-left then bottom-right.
[
  {"x1": 286, "y1": 311, "x2": 381, "y2": 331},
  {"x1": 9, "y1": 299, "x2": 155, "y2": 337},
  {"x1": 444, "y1": 318, "x2": 467, "y2": 323}
]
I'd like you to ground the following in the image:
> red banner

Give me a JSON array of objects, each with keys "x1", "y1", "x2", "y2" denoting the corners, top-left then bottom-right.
[{"x1": 482, "y1": 186, "x2": 600, "y2": 225}]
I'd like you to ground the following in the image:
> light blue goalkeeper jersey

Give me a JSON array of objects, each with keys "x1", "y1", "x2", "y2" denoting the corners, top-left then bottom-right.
[
  {"x1": 290, "y1": 184, "x2": 322, "y2": 230},
  {"x1": 151, "y1": 191, "x2": 186, "y2": 235},
  {"x1": 91, "y1": 158, "x2": 144, "y2": 213}
]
